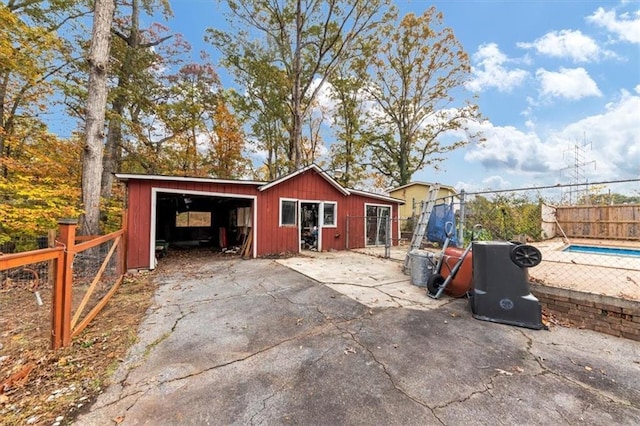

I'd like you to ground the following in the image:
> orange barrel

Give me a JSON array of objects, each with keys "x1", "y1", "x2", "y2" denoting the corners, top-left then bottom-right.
[{"x1": 440, "y1": 246, "x2": 473, "y2": 297}]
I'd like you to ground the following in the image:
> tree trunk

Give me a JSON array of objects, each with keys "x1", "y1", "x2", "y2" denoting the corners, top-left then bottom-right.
[
  {"x1": 82, "y1": 0, "x2": 115, "y2": 235},
  {"x1": 398, "y1": 132, "x2": 411, "y2": 186},
  {"x1": 0, "y1": 74, "x2": 8, "y2": 160},
  {"x1": 288, "y1": 0, "x2": 303, "y2": 173},
  {"x1": 102, "y1": 0, "x2": 140, "y2": 199},
  {"x1": 101, "y1": 97, "x2": 124, "y2": 198}
]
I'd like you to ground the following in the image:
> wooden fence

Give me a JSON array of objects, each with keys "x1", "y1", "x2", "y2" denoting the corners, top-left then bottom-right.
[
  {"x1": 0, "y1": 219, "x2": 125, "y2": 349},
  {"x1": 556, "y1": 204, "x2": 640, "y2": 241}
]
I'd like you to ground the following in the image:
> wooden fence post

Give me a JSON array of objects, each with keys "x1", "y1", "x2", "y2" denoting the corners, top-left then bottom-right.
[
  {"x1": 54, "y1": 218, "x2": 77, "y2": 348},
  {"x1": 120, "y1": 208, "x2": 128, "y2": 275}
]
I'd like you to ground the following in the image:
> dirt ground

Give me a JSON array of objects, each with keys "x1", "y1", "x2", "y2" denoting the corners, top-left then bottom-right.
[{"x1": 0, "y1": 268, "x2": 157, "y2": 426}]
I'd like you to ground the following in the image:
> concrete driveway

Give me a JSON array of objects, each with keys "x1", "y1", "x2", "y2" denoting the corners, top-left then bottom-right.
[{"x1": 76, "y1": 252, "x2": 640, "y2": 425}]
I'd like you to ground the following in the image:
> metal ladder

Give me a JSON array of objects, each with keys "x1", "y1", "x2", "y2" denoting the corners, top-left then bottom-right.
[{"x1": 403, "y1": 184, "x2": 440, "y2": 272}]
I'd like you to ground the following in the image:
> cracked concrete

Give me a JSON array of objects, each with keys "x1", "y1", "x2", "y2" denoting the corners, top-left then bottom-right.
[{"x1": 76, "y1": 252, "x2": 640, "y2": 425}]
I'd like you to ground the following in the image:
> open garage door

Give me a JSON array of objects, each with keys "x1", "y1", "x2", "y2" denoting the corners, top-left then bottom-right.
[{"x1": 150, "y1": 188, "x2": 256, "y2": 268}]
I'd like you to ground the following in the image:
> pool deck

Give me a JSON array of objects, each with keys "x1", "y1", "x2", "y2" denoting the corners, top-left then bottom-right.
[
  {"x1": 353, "y1": 238, "x2": 640, "y2": 302},
  {"x1": 530, "y1": 238, "x2": 640, "y2": 301}
]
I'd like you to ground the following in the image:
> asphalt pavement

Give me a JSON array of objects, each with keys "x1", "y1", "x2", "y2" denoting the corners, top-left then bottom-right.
[{"x1": 75, "y1": 252, "x2": 640, "y2": 425}]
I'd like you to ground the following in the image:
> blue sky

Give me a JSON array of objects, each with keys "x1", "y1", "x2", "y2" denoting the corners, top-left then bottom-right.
[{"x1": 158, "y1": 0, "x2": 639, "y2": 193}]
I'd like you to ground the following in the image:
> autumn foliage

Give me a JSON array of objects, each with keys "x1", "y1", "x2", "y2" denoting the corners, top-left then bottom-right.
[
  {"x1": 1, "y1": 0, "x2": 477, "y2": 244},
  {"x1": 0, "y1": 132, "x2": 83, "y2": 245},
  {"x1": 1, "y1": 2, "x2": 249, "y2": 244}
]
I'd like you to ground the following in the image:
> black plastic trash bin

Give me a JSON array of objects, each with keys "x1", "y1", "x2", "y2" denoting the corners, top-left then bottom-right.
[{"x1": 469, "y1": 241, "x2": 544, "y2": 330}]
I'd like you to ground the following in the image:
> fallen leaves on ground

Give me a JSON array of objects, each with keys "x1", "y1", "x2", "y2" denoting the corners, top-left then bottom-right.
[
  {"x1": 541, "y1": 308, "x2": 573, "y2": 328},
  {"x1": 0, "y1": 272, "x2": 157, "y2": 426}
]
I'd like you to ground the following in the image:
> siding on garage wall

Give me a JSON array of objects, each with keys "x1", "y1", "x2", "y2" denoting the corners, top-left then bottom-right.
[
  {"x1": 256, "y1": 169, "x2": 349, "y2": 255},
  {"x1": 126, "y1": 180, "x2": 152, "y2": 269},
  {"x1": 125, "y1": 179, "x2": 260, "y2": 269},
  {"x1": 123, "y1": 170, "x2": 402, "y2": 267}
]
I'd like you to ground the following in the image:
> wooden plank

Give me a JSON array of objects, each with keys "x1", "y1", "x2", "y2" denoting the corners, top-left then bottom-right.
[
  {"x1": 71, "y1": 275, "x2": 123, "y2": 339},
  {"x1": 242, "y1": 231, "x2": 253, "y2": 258},
  {"x1": 0, "y1": 248, "x2": 62, "y2": 271},
  {"x1": 555, "y1": 204, "x2": 639, "y2": 241},
  {"x1": 70, "y1": 236, "x2": 120, "y2": 330},
  {"x1": 73, "y1": 229, "x2": 124, "y2": 253}
]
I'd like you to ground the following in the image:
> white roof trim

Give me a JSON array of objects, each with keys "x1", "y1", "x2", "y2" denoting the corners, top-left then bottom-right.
[
  {"x1": 115, "y1": 173, "x2": 266, "y2": 186},
  {"x1": 115, "y1": 170, "x2": 403, "y2": 204},
  {"x1": 258, "y1": 164, "x2": 350, "y2": 196},
  {"x1": 349, "y1": 189, "x2": 405, "y2": 204}
]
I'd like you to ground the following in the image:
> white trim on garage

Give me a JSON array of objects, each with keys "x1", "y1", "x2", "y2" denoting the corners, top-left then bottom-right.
[
  {"x1": 150, "y1": 187, "x2": 258, "y2": 269},
  {"x1": 364, "y1": 202, "x2": 393, "y2": 247},
  {"x1": 117, "y1": 173, "x2": 265, "y2": 186}
]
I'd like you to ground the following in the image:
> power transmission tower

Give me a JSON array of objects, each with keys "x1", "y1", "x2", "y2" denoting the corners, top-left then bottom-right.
[{"x1": 561, "y1": 133, "x2": 596, "y2": 205}]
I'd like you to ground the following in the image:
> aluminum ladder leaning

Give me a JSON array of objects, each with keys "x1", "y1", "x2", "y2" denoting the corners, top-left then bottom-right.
[{"x1": 403, "y1": 184, "x2": 440, "y2": 273}]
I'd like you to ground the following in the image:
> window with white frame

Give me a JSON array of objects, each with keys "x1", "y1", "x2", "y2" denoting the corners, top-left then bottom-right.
[
  {"x1": 323, "y1": 202, "x2": 336, "y2": 227},
  {"x1": 280, "y1": 199, "x2": 297, "y2": 226}
]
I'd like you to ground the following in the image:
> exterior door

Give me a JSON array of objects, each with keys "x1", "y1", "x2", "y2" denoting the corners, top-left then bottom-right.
[
  {"x1": 366, "y1": 205, "x2": 390, "y2": 246},
  {"x1": 300, "y1": 202, "x2": 321, "y2": 251}
]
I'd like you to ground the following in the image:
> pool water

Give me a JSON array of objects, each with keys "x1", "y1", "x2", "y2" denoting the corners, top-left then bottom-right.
[{"x1": 563, "y1": 245, "x2": 640, "y2": 258}]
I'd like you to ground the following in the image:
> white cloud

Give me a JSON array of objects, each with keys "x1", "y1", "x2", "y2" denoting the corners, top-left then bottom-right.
[
  {"x1": 557, "y1": 89, "x2": 640, "y2": 178},
  {"x1": 587, "y1": 7, "x2": 640, "y2": 44},
  {"x1": 462, "y1": 89, "x2": 640, "y2": 185},
  {"x1": 517, "y1": 29, "x2": 609, "y2": 62},
  {"x1": 453, "y1": 176, "x2": 512, "y2": 193},
  {"x1": 535, "y1": 67, "x2": 602, "y2": 100},
  {"x1": 310, "y1": 77, "x2": 338, "y2": 118},
  {"x1": 466, "y1": 43, "x2": 529, "y2": 93},
  {"x1": 463, "y1": 122, "x2": 552, "y2": 173}
]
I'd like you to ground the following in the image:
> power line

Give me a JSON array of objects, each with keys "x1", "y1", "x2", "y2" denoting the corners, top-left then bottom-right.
[{"x1": 463, "y1": 178, "x2": 640, "y2": 196}]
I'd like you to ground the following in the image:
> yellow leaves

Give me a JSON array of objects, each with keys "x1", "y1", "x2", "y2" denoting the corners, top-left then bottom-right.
[
  {"x1": 0, "y1": 2, "x2": 68, "y2": 121},
  {"x1": 210, "y1": 102, "x2": 248, "y2": 179},
  {"x1": 0, "y1": 131, "x2": 82, "y2": 238}
]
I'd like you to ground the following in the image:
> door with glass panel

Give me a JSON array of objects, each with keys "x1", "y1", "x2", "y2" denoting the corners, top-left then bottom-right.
[{"x1": 366, "y1": 205, "x2": 390, "y2": 246}]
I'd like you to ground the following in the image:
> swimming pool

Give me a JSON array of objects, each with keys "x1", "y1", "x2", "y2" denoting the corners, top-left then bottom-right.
[{"x1": 563, "y1": 245, "x2": 640, "y2": 258}]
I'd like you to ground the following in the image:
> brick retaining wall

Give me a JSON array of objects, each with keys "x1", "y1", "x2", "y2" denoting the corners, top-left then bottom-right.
[{"x1": 530, "y1": 284, "x2": 640, "y2": 342}]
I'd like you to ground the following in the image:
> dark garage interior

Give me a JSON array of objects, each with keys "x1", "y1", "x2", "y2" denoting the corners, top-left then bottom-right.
[{"x1": 154, "y1": 192, "x2": 253, "y2": 255}]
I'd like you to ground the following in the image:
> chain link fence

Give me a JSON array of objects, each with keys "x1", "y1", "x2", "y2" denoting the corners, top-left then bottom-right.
[
  {"x1": 346, "y1": 180, "x2": 640, "y2": 301},
  {"x1": 460, "y1": 180, "x2": 640, "y2": 301},
  {"x1": 345, "y1": 215, "x2": 434, "y2": 260}
]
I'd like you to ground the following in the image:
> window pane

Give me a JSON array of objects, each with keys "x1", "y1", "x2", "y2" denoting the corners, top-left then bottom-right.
[
  {"x1": 323, "y1": 203, "x2": 335, "y2": 226},
  {"x1": 176, "y1": 212, "x2": 211, "y2": 228},
  {"x1": 281, "y1": 201, "x2": 296, "y2": 225}
]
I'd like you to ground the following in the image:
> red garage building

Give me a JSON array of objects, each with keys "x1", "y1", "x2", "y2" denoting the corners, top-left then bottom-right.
[{"x1": 117, "y1": 164, "x2": 404, "y2": 270}]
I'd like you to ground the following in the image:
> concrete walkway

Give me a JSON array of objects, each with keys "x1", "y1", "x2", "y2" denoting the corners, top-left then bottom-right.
[
  {"x1": 276, "y1": 251, "x2": 449, "y2": 310},
  {"x1": 76, "y1": 252, "x2": 640, "y2": 425}
]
